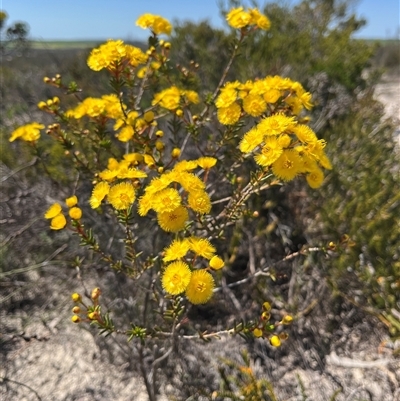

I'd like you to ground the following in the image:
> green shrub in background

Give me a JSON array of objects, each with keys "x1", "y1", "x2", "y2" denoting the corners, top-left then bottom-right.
[{"x1": 170, "y1": 0, "x2": 399, "y2": 333}]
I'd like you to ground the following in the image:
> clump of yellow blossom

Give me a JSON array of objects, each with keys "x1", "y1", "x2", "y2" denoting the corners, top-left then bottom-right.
[
  {"x1": 157, "y1": 206, "x2": 189, "y2": 232},
  {"x1": 89, "y1": 182, "x2": 110, "y2": 209},
  {"x1": 226, "y1": 7, "x2": 270, "y2": 31},
  {"x1": 9, "y1": 122, "x2": 44, "y2": 142},
  {"x1": 44, "y1": 203, "x2": 67, "y2": 230},
  {"x1": 87, "y1": 40, "x2": 147, "y2": 71},
  {"x1": 162, "y1": 261, "x2": 192, "y2": 295},
  {"x1": 136, "y1": 14, "x2": 172, "y2": 35},
  {"x1": 65, "y1": 196, "x2": 78, "y2": 208},
  {"x1": 107, "y1": 182, "x2": 136, "y2": 210},
  {"x1": 185, "y1": 270, "x2": 215, "y2": 304}
]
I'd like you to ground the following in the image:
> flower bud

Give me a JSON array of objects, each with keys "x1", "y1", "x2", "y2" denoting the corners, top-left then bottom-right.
[
  {"x1": 71, "y1": 293, "x2": 81, "y2": 303},
  {"x1": 270, "y1": 335, "x2": 281, "y2": 347},
  {"x1": 171, "y1": 148, "x2": 181, "y2": 158},
  {"x1": 209, "y1": 255, "x2": 224, "y2": 270},
  {"x1": 72, "y1": 306, "x2": 81, "y2": 314},
  {"x1": 282, "y1": 315, "x2": 293, "y2": 325},
  {"x1": 91, "y1": 287, "x2": 101, "y2": 300},
  {"x1": 71, "y1": 315, "x2": 81, "y2": 323},
  {"x1": 253, "y1": 328, "x2": 263, "y2": 338}
]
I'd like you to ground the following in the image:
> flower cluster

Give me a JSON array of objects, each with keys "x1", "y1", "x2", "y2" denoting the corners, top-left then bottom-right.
[
  {"x1": 161, "y1": 236, "x2": 225, "y2": 304},
  {"x1": 87, "y1": 39, "x2": 148, "y2": 72},
  {"x1": 252, "y1": 302, "x2": 293, "y2": 347},
  {"x1": 138, "y1": 157, "x2": 216, "y2": 232},
  {"x1": 136, "y1": 13, "x2": 172, "y2": 35},
  {"x1": 44, "y1": 195, "x2": 83, "y2": 230},
  {"x1": 9, "y1": 122, "x2": 44, "y2": 142},
  {"x1": 9, "y1": 5, "x2": 330, "y2": 325},
  {"x1": 226, "y1": 7, "x2": 271, "y2": 30},
  {"x1": 215, "y1": 76, "x2": 330, "y2": 188}
]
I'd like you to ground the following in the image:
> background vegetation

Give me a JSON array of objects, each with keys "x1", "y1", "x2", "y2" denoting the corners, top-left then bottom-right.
[{"x1": 1, "y1": 0, "x2": 399, "y2": 399}]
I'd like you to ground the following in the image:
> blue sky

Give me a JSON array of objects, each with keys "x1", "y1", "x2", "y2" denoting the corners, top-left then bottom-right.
[{"x1": 2, "y1": 0, "x2": 399, "y2": 41}]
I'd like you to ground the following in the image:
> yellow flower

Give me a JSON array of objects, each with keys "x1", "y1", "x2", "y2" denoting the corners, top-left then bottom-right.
[
  {"x1": 188, "y1": 190, "x2": 212, "y2": 214},
  {"x1": 152, "y1": 188, "x2": 182, "y2": 213},
  {"x1": 182, "y1": 90, "x2": 200, "y2": 104},
  {"x1": 44, "y1": 203, "x2": 62, "y2": 219},
  {"x1": 292, "y1": 124, "x2": 317, "y2": 145},
  {"x1": 157, "y1": 206, "x2": 189, "y2": 232},
  {"x1": 217, "y1": 102, "x2": 241, "y2": 125},
  {"x1": 137, "y1": 192, "x2": 153, "y2": 216},
  {"x1": 272, "y1": 149, "x2": 303, "y2": 181},
  {"x1": 117, "y1": 125, "x2": 134, "y2": 142},
  {"x1": 188, "y1": 237, "x2": 216, "y2": 259},
  {"x1": 254, "y1": 137, "x2": 283, "y2": 167},
  {"x1": 163, "y1": 238, "x2": 191, "y2": 262},
  {"x1": 173, "y1": 171, "x2": 205, "y2": 193},
  {"x1": 215, "y1": 87, "x2": 238, "y2": 108},
  {"x1": 249, "y1": 8, "x2": 271, "y2": 30},
  {"x1": 239, "y1": 127, "x2": 263, "y2": 153},
  {"x1": 306, "y1": 167, "x2": 324, "y2": 189},
  {"x1": 50, "y1": 213, "x2": 67, "y2": 230},
  {"x1": 185, "y1": 270, "x2": 215, "y2": 304},
  {"x1": 242, "y1": 93, "x2": 267, "y2": 117},
  {"x1": 257, "y1": 114, "x2": 297, "y2": 136},
  {"x1": 152, "y1": 86, "x2": 181, "y2": 110},
  {"x1": 145, "y1": 175, "x2": 174, "y2": 195},
  {"x1": 209, "y1": 255, "x2": 225, "y2": 270},
  {"x1": 162, "y1": 261, "x2": 192, "y2": 295},
  {"x1": 226, "y1": 7, "x2": 252, "y2": 29},
  {"x1": 123, "y1": 153, "x2": 144, "y2": 164},
  {"x1": 89, "y1": 182, "x2": 110, "y2": 208},
  {"x1": 136, "y1": 14, "x2": 172, "y2": 35},
  {"x1": 65, "y1": 195, "x2": 78, "y2": 208},
  {"x1": 173, "y1": 160, "x2": 198, "y2": 172},
  {"x1": 196, "y1": 157, "x2": 217, "y2": 169},
  {"x1": 69, "y1": 207, "x2": 82, "y2": 220},
  {"x1": 87, "y1": 40, "x2": 128, "y2": 71},
  {"x1": 9, "y1": 122, "x2": 44, "y2": 142},
  {"x1": 107, "y1": 182, "x2": 136, "y2": 210}
]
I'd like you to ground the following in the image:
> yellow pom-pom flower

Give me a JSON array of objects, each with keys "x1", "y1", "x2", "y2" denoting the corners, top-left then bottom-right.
[
  {"x1": 217, "y1": 102, "x2": 241, "y2": 125},
  {"x1": 107, "y1": 182, "x2": 136, "y2": 210},
  {"x1": 188, "y1": 237, "x2": 216, "y2": 259},
  {"x1": 50, "y1": 213, "x2": 67, "y2": 230},
  {"x1": 226, "y1": 7, "x2": 252, "y2": 29},
  {"x1": 44, "y1": 203, "x2": 62, "y2": 219},
  {"x1": 196, "y1": 157, "x2": 217, "y2": 170},
  {"x1": 162, "y1": 261, "x2": 192, "y2": 295},
  {"x1": 306, "y1": 168, "x2": 324, "y2": 189},
  {"x1": 9, "y1": 122, "x2": 44, "y2": 142},
  {"x1": 163, "y1": 239, "x2": 191, "y2": 262},
  {"x1": 272, "y1": 149, "x2": 303, "y2": 181},
  {"x1": 185, "y1": 270, "x2": 215, "y2": 304},
  {"x1": 209, "y1": 255, "x2": 225, "y2": 270},
  {"x1": 89, "y1": 182, "x2": 110, "y2": 209},
  {"x1": 152, "y1": 188, "x2": 182, "y2": 213},
  {"x1": 188, "y1": 191, "x2": 212, "y2": 214},
  {"x1": 157, "y1": 206, "x2": 189, "y2": 232},
  {"x1": 69, "y1": 207, "x2": 82, "y2": 220},
  {"x1": 136, "y1": 14, "x2": 172, "y2": 35},
  {"x1": 65, "y1": 196, "x2": 78, "y2": 208}
]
